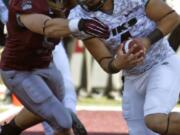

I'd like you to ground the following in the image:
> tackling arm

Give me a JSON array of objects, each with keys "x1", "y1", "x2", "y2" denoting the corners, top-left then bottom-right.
[
  {"x1": 19, "y1": 14, "x2": 71, "y2": 38},
  {"x1": 19, "y1": 13, "x2": 110, "y2": 39}
]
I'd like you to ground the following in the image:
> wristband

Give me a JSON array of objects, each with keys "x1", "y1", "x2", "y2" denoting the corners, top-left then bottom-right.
[
  {"x1": 107, "y1": 58, "x2": 120, "y2": 73},
  {"x1": 98, "y1": 56, "x2": 112, "y2": 64},
  {"x1": 68, "y1": 18, "x2": 81, "y2": 33},
  {"x1": 147, "y1": 28, "x2": 164, "y2": 45}
]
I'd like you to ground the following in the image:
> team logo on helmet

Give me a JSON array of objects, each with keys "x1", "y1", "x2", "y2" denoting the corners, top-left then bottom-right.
[
  {"x1": 21, "y1": 0, "x2": 32, "y2": 11},
  {"x1": 77, "y1": 0, "x2": 107, "y2": 11}
]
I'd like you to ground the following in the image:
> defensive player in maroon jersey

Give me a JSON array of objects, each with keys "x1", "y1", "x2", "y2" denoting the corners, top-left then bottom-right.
[{"x1": 0, "y1": 0, "x2": 110, "y2": 135}]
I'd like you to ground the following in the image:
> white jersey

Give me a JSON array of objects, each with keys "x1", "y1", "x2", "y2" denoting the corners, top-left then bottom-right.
[
  {"x1": 0, "y1": 0, "x2": 8, "y2": 24},
  {"x1": 68, "y1": 0, "x2": 175, "y2": 75}
]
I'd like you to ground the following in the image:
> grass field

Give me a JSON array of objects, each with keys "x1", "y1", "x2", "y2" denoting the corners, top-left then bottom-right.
[
  {"x1": 0, "y1": 107, "x2": 8, "y2": 113},
  {"x1": 1, "y1": 96, "x2": 180, "y2": 113},
  {"x1": 78, "y1": 96, "x2": 121, "y2": 106},
  {"x1": 77, "y1": 96, "x2": 180, "y2": 109}
]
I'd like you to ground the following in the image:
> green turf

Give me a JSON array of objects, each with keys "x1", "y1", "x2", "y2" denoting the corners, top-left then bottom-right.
[
  {"x1": 0, "y1": 108, "x2": 8, "y2": 113},
  {"x1": 77, "y1": 97, "x2": 121, "y2": 106},
  {"x1": 77, "y1": 96, "x2": 180, "y2": 109}
]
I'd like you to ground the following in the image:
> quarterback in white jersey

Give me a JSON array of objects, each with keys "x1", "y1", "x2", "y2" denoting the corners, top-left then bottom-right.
[{"x1": 69, "y1": 0, "x2": 180, "y2": 135}]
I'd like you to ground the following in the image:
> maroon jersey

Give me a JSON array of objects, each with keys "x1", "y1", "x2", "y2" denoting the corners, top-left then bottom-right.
[{"x1": 0, "y1": 0, "x2": 59, "y2": 70}]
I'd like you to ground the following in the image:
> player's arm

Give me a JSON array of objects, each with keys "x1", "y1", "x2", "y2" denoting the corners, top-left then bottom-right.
[
  {"x1": 143, "y1": 0, "x2": 179, "y2": 47},
  {"x1": 146, "y1": 0, "x2": 179, "y2": 35},
  {"x1": 83, "y1": 38, "x2": 145, "y2": 73},
  {"x1": 19, "y1": 13, "x2": 70, "y2": 38},
  {"x1": 19, "y1": 14, "x2": 110, "y2": 39}
]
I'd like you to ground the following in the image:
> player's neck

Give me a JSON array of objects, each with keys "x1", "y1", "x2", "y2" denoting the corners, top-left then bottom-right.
[{"x1": 101, "y1": 0, "x2": 114, "y2": 15}]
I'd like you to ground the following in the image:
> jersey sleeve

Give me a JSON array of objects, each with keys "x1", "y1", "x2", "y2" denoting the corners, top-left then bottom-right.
[{"x1": 11, "y1": 0, "x2": 47, "y2": 14}]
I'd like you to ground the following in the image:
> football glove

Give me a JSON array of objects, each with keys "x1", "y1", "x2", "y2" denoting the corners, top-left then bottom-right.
[{"x1": 69, "y1": 18, "x2": 110, "y2": 39}]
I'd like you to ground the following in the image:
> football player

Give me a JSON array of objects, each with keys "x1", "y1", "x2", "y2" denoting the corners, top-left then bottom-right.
[
  {"x1": 0, "y1": 0, "x2": 109, "y2": 135},
  {"x1": 0, "y1": 1, "x2": 78, "y2": 135},
  {"x1": 68, "y1": 0, "x2": 180, "y2": 135}
]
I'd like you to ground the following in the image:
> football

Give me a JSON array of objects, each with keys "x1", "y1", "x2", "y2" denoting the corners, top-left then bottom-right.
[{"x1": 123, "y1": 38, "x2": 145, "y2": 54}]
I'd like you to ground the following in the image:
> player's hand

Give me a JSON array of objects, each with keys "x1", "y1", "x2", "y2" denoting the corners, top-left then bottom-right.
[
  {"x1": 113, "y1": 43, "x2": 145, "y2": 69},
  {"x1": 78, "y1": 18, "x2": 110, "y2": 39},
  {"x1": 69, "y1": 18, "x2": 110, "y2": 39}
]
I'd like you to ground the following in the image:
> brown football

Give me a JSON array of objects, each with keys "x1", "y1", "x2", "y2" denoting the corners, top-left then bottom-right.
[{"x1": 123, "y1": 38, "x2": 145, "y2": 54}]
